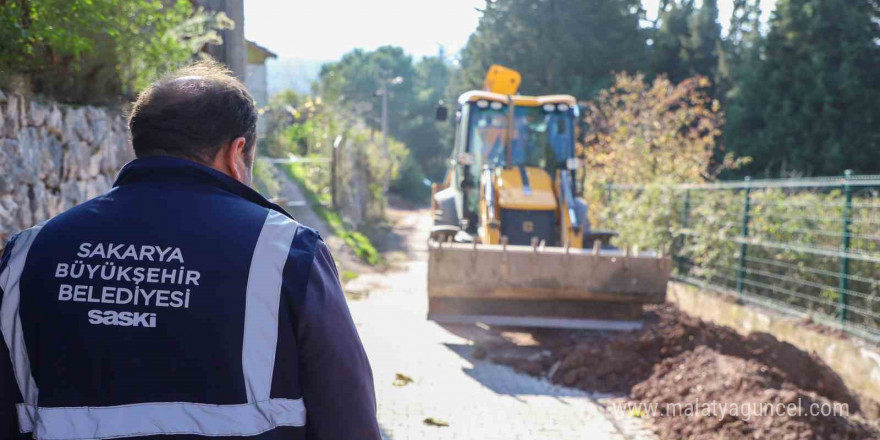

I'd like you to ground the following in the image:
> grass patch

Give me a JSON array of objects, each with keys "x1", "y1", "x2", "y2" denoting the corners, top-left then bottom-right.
[
  {"x1": 341, "y1": 270, "x2": 360, "y2": 283},
  {"x1": 282, "y1": 163, "x2": 383, "y2": 266}
]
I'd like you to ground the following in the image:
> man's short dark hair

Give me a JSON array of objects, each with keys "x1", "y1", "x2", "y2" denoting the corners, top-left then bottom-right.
[{"x1": 128, "y1": 61, "x2": 257, "y2": 163}]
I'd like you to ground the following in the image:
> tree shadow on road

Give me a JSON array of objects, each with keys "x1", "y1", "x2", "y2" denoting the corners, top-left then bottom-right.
[
  {"x1": 442, "y1": 342, "x2": 597, "y2": 401},
  {"x1": 374, "y1": 202, "x2": 431, "y2": 264}
]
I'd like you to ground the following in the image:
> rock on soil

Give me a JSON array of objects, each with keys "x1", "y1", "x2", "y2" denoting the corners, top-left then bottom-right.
[{"x1": 485, "y1": 304, "x2": 880, "y2": 440}]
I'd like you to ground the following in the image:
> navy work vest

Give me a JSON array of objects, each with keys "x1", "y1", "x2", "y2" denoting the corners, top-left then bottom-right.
[{"x1": 0, "y1": 157, "x2": 344, "y2": 439}]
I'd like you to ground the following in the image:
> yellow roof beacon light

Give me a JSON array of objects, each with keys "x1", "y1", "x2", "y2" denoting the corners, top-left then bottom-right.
[{"x1": 484, "y1": 64, "x2": 521, "y2": 95}]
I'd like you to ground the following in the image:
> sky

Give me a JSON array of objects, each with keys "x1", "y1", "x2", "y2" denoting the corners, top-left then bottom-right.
[
  {"x1": 244, "y1": 0, "x2": 775, "y2": 63},
  {"x1": 243, "y1": 0, "x2": 485, "y2": 62}
]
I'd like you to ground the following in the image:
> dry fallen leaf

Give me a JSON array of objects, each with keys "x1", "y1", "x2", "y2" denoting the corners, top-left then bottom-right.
[
  {"x1": 423, "y1": 417, "x2": 449, "y2": 427},
  {"x1": 392, "y1": 372, "x2": 414, "y2": 387}
]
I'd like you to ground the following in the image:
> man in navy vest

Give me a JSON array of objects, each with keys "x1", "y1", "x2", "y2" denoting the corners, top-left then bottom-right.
[{"x1": 0, "y1": 62, "x2": 381, "y2": 439}]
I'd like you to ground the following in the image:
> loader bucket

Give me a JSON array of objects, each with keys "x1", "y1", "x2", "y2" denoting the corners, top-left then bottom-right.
[{"x1": 427, "y1": 241, "x2": 672, "y2": 330}]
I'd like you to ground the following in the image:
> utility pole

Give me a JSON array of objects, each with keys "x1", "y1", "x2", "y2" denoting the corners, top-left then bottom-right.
[
  {"x1": 381, "y1": 81, "x2": 388, "y2": 160},
  {"x1": 331, "y1": 135, "x2": 343, "y2": 210}
]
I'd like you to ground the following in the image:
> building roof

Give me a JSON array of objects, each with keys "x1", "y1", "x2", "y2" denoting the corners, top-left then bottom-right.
[{"x1": 246, "y1": 40, "x2": 278, "y2": 64}]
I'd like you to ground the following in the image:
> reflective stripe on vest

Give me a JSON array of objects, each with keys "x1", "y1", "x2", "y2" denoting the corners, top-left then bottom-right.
[
  {"x1": 16, "y1": 399, "x2": 306, "y2": 439},
  {"x1": 1, "y1": 225, "x2": 43, "y2": 414},
  {"x1": 1, "y1": 211, "x2": 305, "y2": 439}
]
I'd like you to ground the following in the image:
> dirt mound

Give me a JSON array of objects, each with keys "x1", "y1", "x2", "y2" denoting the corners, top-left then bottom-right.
[
  {"x1": 487, "y1": 304, "x2": 879, "y2": 440},
  {"x1": 536, "y1": 305, "x2": 855, "y2": 406},
  {"x1": 633, "y1": 347, "x2": 875, "y2": 440}
]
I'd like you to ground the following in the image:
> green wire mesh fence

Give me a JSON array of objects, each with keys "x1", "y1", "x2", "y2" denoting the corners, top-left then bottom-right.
[{"x1": 604, "y1": 171, "x2": 880, "y2": 342}]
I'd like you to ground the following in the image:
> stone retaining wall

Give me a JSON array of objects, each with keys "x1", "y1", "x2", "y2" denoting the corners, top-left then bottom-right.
[{"x1": 0, "y1": 91, "x2": 133, "y2": 245}]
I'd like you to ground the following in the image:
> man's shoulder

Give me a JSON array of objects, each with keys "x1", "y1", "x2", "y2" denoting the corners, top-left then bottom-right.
[
  {"x1": 42, "y1": 183, "x2": 275, "y2": 230},
  {"x1": 5, "y1": 185, "x2": 325, "y2": 268},
  {"x1": 1, "y1": 221, "x2": 47, "y2": 257},
  {"x1": 268, "y1": 212, "x2": 323, "y2": 257}
]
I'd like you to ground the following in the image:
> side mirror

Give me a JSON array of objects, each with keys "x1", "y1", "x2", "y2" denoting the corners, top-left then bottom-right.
[{"x1": 436, "y1": 102, "x2": 448, "y2": 122}]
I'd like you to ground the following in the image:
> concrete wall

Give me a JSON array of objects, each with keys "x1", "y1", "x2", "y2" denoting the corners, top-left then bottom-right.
[
  {"x1": 0, "y1": 91, "x2": 134, "y2": 244},
  {"x1": 197, "y1": 0, "x2": 246, "y2": 80},
  {"x1": 668, "y1": 282, "x2": 880, "y2": 404}
]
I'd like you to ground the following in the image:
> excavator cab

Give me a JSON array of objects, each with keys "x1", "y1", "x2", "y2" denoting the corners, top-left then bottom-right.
[
  {"x1": 472, "y1": 97, "x2": 578, "y2": 244},
  {"x1": 432, "y1": 68, "x2": 604, "y2": 249}
]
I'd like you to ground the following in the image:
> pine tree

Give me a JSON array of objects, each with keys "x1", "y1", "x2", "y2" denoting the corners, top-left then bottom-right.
[
  {"x1": 455, "y1": 0, "x2": 648, "y2": 99},
  {"x1": 687, "y1": 0, "x2": 721, "y2": 85},
  {"x1": 725, "y1": 0, "x2": 880, "y2": 176},
  {"x1": 650, "y1": 0, "x2": 696, "y2": 83},
  {"x1": 649, "y1": 0, "x2": 723, "y2": 87}
]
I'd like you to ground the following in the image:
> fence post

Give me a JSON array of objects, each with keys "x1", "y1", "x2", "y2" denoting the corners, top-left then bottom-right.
[
  {"x1": 838, "y1": 169, "x2": 853, "y2": 324},
  {"x1": 605, "y1": 182, "x2": 613, "y2": 206},
  {"x1": 736, "y1": 177, "x2": 752, "y2": 296},
  {"x1": 331, "y1": 135, "x2": 343, "y2": 210},
  {"x1": 676, "y1": 189, "x2": 691, "y2": 273}
]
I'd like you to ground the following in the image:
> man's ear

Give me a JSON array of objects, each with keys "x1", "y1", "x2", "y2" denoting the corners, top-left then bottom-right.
[{"x1": 220, "y1": 136, "x2": 251, "y2": 184}]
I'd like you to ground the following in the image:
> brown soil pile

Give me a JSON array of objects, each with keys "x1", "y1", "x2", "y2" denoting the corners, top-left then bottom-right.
[
  {"x1": 486, "y1": 304, "x2": 879, "y2": 440},
  {"x1": 633, "y1": 347, "x2": 875, "y2": 439}
]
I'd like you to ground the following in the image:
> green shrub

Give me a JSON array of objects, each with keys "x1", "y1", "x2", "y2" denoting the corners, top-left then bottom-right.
[
  {"x1": 284, "y1": 163, "x2": 383, "y2": 266},
  {"x1": 0, "y1": 0, "x2": 232, "y2": 103},
  {"x1": 389, "y1": 143, "x2": 430, "y2": 202},
  {"x1": 604, "y1": 184, "x2": 880, "y2": 332},
  {"x1": 582, "y1": 73, "x2": 749, "y2": 228}
]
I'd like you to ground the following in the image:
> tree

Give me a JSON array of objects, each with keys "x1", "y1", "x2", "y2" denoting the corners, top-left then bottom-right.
[
  {"x1": 319, "y1": 47, "x2": 454, "y2": 189},
  {"x1": 583, "y1": 72, "x2": 745, "y2": 185},
  {"x1": 726, "y1": 0, "x2": 763, "y2": 54},
  {"x1": 716, "y1": 0, "x2": 763, "y2": 100},
  {"x1": 319, "y1": 46, "x2": 416, "y2": 132},
  {"x1": 398, "y1": 54, "x2": 452, "y2": 182},
  {"x1": 0, "y1": 0, "x2": 232, "y2": 103},
  {"x1": 649, "y1": 0, "x2": 723, "y2": 89},
  {"x1": 583, "y1": 73, "x2": 748, "y2": 250},
  {"x1": 724, "y1": 0, "x2": 880, "y2": 176},
  {"x1": 455, "y1": 0, "x2": 648, "y2": 99},
  {"x1": 650, "y1": 0, "x2": 696, "y2": 83},
  {"x1": 687, "y1": 0, "x2": 722, "y2": 85}
]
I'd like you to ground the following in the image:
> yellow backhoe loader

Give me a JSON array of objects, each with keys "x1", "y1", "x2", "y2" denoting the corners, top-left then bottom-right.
[{"x1": 428, "y1": 65, "x2": 671, "y2": 330}]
